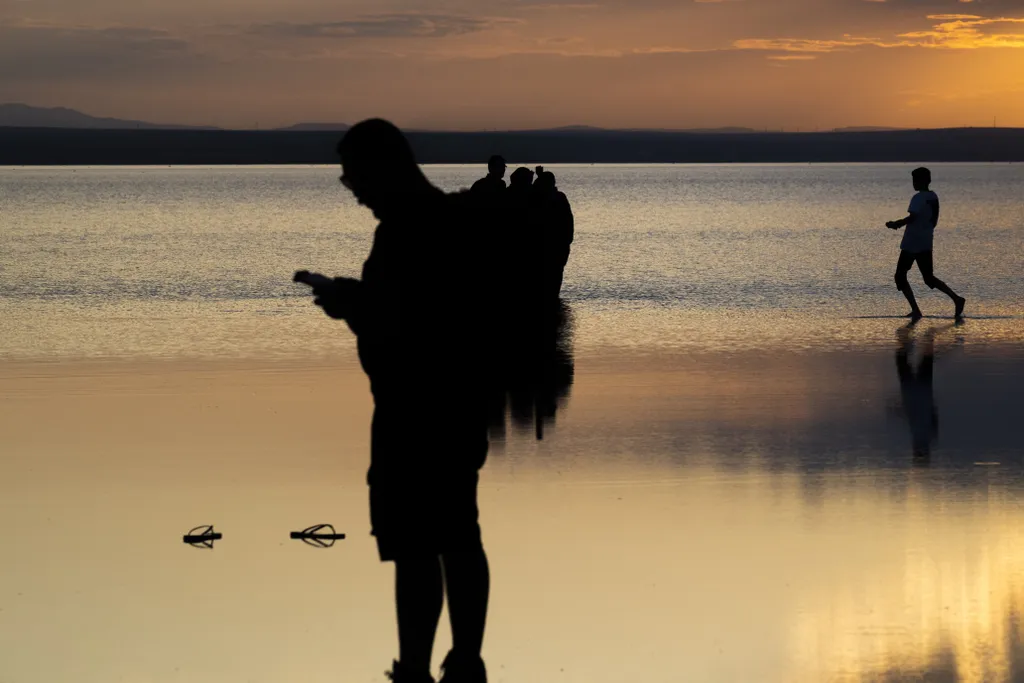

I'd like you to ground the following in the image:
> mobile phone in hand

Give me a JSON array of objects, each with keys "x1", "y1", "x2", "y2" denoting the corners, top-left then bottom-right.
[{"x1": 293, "y1": 270, "x2": 335, "y2": 290}]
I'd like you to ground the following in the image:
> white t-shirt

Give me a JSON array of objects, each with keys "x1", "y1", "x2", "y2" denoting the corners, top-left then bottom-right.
[{"x1": 901, "y1": 190, "x2": 939, "y2": 253}]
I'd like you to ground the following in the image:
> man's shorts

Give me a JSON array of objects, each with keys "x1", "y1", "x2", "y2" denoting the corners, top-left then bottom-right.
[
  {"x1": 895, "y1": 249, "x2": 935, "y2": 282},
  {"x1": 367, "y1": 406, "x2": 489, "y2": 562}
]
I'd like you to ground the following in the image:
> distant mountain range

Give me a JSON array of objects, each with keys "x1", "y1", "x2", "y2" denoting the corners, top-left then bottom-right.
[
  {"x1": 0, "y1": 103, "x2": 219, "y2": 130},
  {"x1": 541, "y1": 125, "x2": 761, "y2": 134},
  {"x1": 1, "y1": 103, "x2": 907, "y2": 134},
  {"x1": 273, "y1": 122, "x2": 351, "y2": 132},
  {"x1": 0, "y1": 104, "x2": 351, "y2": 132}
]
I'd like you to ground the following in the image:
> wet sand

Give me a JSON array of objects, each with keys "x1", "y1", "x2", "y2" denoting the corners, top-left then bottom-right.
[{"x1": 3, "y1": 325, "x2": 1024, "y2": 683}]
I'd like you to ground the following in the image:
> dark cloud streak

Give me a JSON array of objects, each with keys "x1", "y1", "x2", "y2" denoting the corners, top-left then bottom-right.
[{"x1": 249, "y1": 13, "x2": 513, "y2": 39}]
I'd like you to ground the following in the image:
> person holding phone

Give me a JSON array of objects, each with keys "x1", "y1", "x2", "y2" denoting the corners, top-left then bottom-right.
[{"x1": 296, "y1": 120, "x2": 491, "y2": 683}]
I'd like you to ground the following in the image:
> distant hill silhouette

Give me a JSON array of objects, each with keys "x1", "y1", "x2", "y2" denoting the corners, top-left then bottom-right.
[
  {"x1": 833, "y1": 126, "x2": 908, "y2": 133},
  {"x1": 2, "y1": 126, "x2": 1024, "y2": 164},
  {"x1": 530, "y1": 125, "x2": 757, "y2": 134},
  {"x1": 0, "y1": 103, "x2": 935, "y2": 139},
  {"x1": 0, "y1": 103, "x2": 219, "y2": 130},
  {"x1": 274, "y1": 122, "x2": 350, "y2": 132}
]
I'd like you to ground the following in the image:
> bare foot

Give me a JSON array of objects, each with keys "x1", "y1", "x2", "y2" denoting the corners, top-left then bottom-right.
[
  {"x1": 954, "y1": 296, "x2": 966, "y2": 318},
  {"x1": 904, "y1": 310, "x2": 924, "y2": 321}
]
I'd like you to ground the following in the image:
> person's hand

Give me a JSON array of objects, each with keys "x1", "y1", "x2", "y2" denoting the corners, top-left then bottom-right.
[
  {"x1": 886, "y1": 221, "x2": 898, "y2": 230},
  {"x1": 312, "y1": 277, "x2": 360, "y2": 320}
]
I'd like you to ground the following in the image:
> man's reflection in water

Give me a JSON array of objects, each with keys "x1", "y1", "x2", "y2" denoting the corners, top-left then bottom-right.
[
  {"x1": 895, "y1": 321, "x2": 960, "y2": 465},
  {"x1": 486, "y1": 300, "x2": 575, "y2": 442}
]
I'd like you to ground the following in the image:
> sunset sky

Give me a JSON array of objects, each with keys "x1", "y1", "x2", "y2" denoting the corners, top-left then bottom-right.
[{"x1": 2, "y1": 0, "x2": 1024, "y2": 129}]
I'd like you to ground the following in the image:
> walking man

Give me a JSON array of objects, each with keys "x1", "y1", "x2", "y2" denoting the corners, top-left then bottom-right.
[{"x1": 886, "y1": 167, "x2": 966, "y2": 320}]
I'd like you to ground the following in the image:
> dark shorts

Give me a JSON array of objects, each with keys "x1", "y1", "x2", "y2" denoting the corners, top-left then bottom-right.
[
  {"x1": 895, "y1": 250, "x2": 938, "y2": 287},
  {"x1": 367, "y1": 406, "x2": 488, "y2": 562}
]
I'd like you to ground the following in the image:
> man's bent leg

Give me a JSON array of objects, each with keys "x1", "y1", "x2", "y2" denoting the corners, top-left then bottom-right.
[
  {"x1": 917, "y1": 251, "x2": 964, "y2": 314},
  {"x1": 895, "y1": 251, "x2": 921, "y2": 316},
  {"x1": 395, "y1": 556, "x2": 445, "y2": 676}
]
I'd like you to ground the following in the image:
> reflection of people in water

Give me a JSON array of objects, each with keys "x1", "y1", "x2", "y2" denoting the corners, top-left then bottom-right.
[
  {"x1": 895, "y1": 322, "x2": 956, "y2": 463},
  {"x1": 487, "y1": 299, "x2": 575, "y2": 442}
]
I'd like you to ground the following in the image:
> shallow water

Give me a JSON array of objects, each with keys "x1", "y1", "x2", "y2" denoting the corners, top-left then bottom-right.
[
  {"x1": 2, "y1": 163, "x2": 1023, "y2": 359},
  {"x1": 2, "y1": 165, "x2": 1024, "y2": 682}
]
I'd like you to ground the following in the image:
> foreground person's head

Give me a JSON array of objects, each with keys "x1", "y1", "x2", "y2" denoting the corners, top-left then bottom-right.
[{"x1": 337, "y1": 119, "x2": 427, "y2": 218}]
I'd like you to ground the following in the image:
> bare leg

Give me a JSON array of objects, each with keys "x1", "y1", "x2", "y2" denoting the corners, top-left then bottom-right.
[
  {"x1": 930, "y1": 279, "x2": 965, "y2": 316},
  {"x1": 900, "y1": 283, "x2": 923, "y2": 319},
  {"x1": 395, "y1": 556, "x2": 444, "y2": 676},
  {"x1": 441, "y1": 548, "x2": 490, "y2": 657},
  {"x1": 918, "y1": 252, "x2": 965, "y2": 317},
  {"x1": 895, "y1": 251, "x2": 922, "y2": 318}
]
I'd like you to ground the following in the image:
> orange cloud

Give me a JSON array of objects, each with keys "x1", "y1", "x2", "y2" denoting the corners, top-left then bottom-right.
[
  {"x1": 899, "y1": 15, "x2": 1024, "y2": 49},
  {"x1": 736, "y1": 13, "x2": 1024, "y2": 56},
  {"x1": 733, "y1": 35, "x2": 899, "y2": 53}
]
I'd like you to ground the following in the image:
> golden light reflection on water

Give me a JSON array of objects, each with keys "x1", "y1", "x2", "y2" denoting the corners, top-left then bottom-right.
[
  {"x1": 788, "y1": 475, "x2": 1024, "y2": 683},
  {"x1": 4, "y1": 352, "x2": 1024, "y2": 682}
]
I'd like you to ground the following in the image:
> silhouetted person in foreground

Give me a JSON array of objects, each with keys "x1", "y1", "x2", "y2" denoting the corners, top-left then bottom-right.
[
  {"x1": 533, "y1": 166, "x2": 574, "y2": 299},
  {"x1": 299, "y1": 119, "x2": 491, "y2": 683},
  {"x1": 886, "y1": 167, "x2": 966, "y2": 321},
  {"x1": 470, "y1": 155, "x2": 507, "y2": 196}
]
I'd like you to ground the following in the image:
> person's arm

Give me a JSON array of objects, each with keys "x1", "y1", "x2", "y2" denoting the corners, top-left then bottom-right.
[
  {"x1": 889, "y1": 195, "x2": 922, "y2": 230},
  {"x1": 887, "y1": 213, "x2": 915, "y2": 230}
]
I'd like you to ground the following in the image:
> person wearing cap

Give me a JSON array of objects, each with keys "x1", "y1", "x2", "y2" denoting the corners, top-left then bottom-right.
[{"x1": 470, "y1": 155, "x2": 507, "y2": 195}]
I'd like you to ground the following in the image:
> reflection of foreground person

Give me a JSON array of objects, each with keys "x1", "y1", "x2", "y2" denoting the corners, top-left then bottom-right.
[
  {"x1": 895, "y1": 322, "x2": 958, "y2": 463},
  {"x1": 303, "y1": 120, "x2": 490, "y2": 683}
]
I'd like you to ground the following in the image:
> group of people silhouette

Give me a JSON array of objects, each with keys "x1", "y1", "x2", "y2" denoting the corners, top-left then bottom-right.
[
  {"x1": 296, "y1": 119, "x2": 968, "y2": 683},
  {"x1": 471, "y1": 154, "x2": 574, "y2": 304}
]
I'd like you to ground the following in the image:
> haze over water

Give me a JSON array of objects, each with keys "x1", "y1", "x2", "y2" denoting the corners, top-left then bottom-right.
[{"x1": 2, "y1": 164, "x2": 1024, "y2": 682}]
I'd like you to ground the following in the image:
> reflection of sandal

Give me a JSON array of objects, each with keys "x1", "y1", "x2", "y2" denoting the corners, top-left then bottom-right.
[
  {"x1": 183, "y1": 525, "x2": 222, "y2": 548},
  {"x1": 290, "y1": 523, "x2": 346, "y2": 548}
]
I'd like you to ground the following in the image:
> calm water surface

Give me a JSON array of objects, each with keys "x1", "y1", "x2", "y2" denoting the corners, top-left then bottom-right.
[
  {"x1": 2, "y1": 163, "x2": 1023, "y2": 358},
  {"x1": 2, "y1": 164, "x2": 1024, "y2": 682}
]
